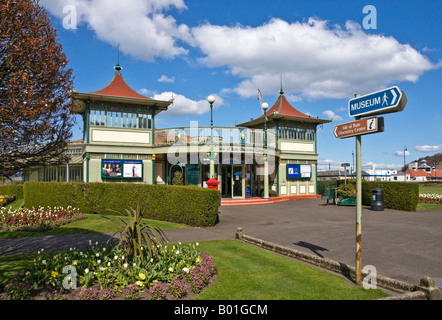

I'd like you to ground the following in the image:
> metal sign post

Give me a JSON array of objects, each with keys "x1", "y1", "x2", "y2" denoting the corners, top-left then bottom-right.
[
  {"x1": 335, "y1": 88, "x2": 407, "y2": 285},
  {"x1": 355, "y1": 120, "x2": 362, "y2": 285}
]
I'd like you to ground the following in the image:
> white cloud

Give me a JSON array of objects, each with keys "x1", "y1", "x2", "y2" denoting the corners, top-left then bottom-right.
[
  {"x1": 158, "y1": 75, "x2": 175, "y2": 83},
  {"x1": 362, "y1": 162, "x2": 403, "y2": 170},
  {"x1": 318, "y1": 159, "x2": 402, "y2": 171},
  {"x1": 285, "y1": 94, "x2": 303, "y2": 103},
  {"x1": 322, "y1": 110, "x2": 343, "y2": 121},
  {"x1": 151, "y1": 92, "x2": 224, "y2": 116},
  {"x1": 394, "y1": 150, "x2": 411, "y2": 157},
  {"x1": 139, "y1": 88, "x2": 157, "y2": 96},
  {"x1": 191, "y1": 18, "x2": 438, "y2": 100},
  {"x1": 41, "y1": 0, "x2": 190, "y2": 62},
  {"x1": 42, "y1": 2, "x2": 438, "y2": 101},
  {"x1": 414, "y1": 145, "x2": 442, "y2": 153},
  {"x1": 317, "y1": 158, "x2": 344, "y2": 170}
]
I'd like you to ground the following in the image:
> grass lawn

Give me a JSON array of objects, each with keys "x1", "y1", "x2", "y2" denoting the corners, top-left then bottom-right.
[
  {"x1": 418, "y1": 184, "x2": 442, "y2": 210},
  {"x1": 0, "y1": 239, "x2": 389, "y2": 300},
  {"x1": 195, "y1": 240, "x2": 388, "y2": 300},
  {"x1": 417, "y1": 202, "x2": 442, "y2": 210},
  {"x1": 0, "y1": 212, "x2": 188, "y2": 239},
  {"x1": 419, "y1": 183, "x2": 442, "y2": 195}
]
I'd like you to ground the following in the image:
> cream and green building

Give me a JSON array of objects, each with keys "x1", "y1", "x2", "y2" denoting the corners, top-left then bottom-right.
[{"x1": 25, "y1": 65, "x2": 331, "y2": 199}]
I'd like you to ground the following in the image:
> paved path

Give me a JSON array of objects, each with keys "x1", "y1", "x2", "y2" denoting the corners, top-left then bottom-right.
[{"x1": 1, "y1": 198, "x2": 441, "y2": 290}]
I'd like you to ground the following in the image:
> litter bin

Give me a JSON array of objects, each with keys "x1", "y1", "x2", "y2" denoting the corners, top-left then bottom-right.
[{"x1": 371, "y1": 188, "x2": 384, "y2": 211}]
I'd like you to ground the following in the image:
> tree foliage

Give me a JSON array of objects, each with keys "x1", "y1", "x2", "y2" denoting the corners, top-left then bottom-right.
[{"x1": 0, "y1": 0, "x2": 74, "y2": 179}]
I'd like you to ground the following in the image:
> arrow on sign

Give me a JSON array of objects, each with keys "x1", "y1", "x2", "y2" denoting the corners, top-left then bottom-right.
[
  {"x1": 390, "y1": 89, "x2": 398, "y2": 105},
  {"x1": 333, "y1": 117, "x2": 384, "y2": 139}
]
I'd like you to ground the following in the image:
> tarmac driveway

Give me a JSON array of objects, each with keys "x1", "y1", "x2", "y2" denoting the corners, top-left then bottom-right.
[{"x1": 166, "y1": 198, "x2": 442, "y2": 289}]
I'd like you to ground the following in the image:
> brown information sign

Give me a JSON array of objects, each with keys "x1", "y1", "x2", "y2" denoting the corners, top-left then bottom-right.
[{"x1": 333, "y1": 117, "x2": 384, "y2": 139}]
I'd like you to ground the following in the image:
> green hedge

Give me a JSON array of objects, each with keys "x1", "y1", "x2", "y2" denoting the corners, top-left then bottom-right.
[
  {"x1": 23, "y1": 182, "x2": 220, "y2": 227},
  {"x1": 0, "y1": 185, "x2": 24, "y2": 199},
  {"x1": 361, "y1": 181, "x2": 419, "y2": 211},
  {"x1": 318, "y1": 180, "x2": 419, "y2": 211}
]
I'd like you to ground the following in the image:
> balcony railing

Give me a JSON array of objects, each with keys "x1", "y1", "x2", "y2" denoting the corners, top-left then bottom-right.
[{"x1": 154, "y1": 126, "x2": 276, "y2": 149}]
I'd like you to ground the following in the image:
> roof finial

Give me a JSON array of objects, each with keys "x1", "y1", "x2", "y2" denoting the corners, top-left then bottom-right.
[
  {"x1": 114, "y1": 46, "x2": 123, "y2": 72},
  {"x1": 279, "y1": 74, "x2": 284, "y2": 95}
]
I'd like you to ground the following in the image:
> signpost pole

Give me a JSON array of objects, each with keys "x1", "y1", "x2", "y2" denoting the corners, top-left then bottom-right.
[
  {"x1": 354, "y1": 92, "x2": 362, "y2": 285},
  {"x1": 336, "y1": 87, "x2": 407, "y2": 286},
  {"x1": 355, "y1": 133, "x2": 362, "y2": 285}
]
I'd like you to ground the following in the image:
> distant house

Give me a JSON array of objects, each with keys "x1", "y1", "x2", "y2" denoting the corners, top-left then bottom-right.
[
  {"x1": 317, "y1": 169, "x2": 370, "y2": 181},
  {"x1": 363, "y1": 167, "x2": 398, "y2": 181},
  {"x1": 403, "y1": 160, "x2": 442, "y2": 181}
]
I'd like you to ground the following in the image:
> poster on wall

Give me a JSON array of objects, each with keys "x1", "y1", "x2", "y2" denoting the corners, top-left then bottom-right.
[
  {"x1": 300, "y1": 164, "x2": 312, "y2": 178},
  {"x1": 102, "y1": 159, "x2": 122, "y2": 178},
  {"x1": 102, "y1": 159, "x2": 143, "y2": 179},
  {"x1": 123, "y1": 160, "x2": 143, "y2": 178}
]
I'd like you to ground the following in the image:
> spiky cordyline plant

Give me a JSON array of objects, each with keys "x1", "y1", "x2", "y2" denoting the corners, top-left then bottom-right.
[{"x1": 112, "y1": 204, "x2": 168, "y2": 263}]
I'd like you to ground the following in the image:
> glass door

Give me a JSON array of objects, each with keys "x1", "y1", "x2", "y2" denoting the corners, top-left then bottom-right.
[
  {"x1": 221, "y1": 165, "x2": 231, "y2": 198},
  {"x1": 232, "y1": 165, "x2": 243, "y2": 198}
]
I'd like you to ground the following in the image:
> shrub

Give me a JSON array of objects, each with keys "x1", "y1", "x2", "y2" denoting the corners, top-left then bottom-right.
[
  {"x1": 361, "y1": 181, "x2": 419, "y2": 211},
  {"x1": 23, "y1": 182, "x2": 219, "y2": 227},
  {"x1": 319, "y1": 180, "x2": 419, "y2": 211},
  {"x1": 172, "y1": 171, "x2": 184, "y2": 185},
  {"x1": 0, "y1": 185, "x2": 24, "y2": 199},
  {"x1": 337, "y1": 183, "x2": 356, "y2": 197}
]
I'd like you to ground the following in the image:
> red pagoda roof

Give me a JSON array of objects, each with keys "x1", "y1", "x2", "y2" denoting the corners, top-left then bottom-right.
[
  {"x1": 236, "y1": 91, "x2": 331, "y2": 128},
  {"x1": 71, "y1": 68, "x2": 172, "y2": 114},
  {"x1": 91, "y1": 71, "x2": 151, "y2": 100},
  {"x1": 257, "y1": 94, "x2": 313, "y2": 119}
]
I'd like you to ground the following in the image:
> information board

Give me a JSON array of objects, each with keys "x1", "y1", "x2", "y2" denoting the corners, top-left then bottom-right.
[{"x1": 287, "y1": 164, "x2": 312, "y2": 179}]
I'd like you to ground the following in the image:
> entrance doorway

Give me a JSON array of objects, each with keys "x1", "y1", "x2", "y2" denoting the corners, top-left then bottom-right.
[{"x1": 220, "y1": 165, "x2": 244, "y2": 198}]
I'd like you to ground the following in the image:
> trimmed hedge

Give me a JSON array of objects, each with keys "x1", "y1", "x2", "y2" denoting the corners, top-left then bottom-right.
[
  {"x1": 23, "y1": 182, "x2": 220, "y2": 227},
  {"x1": 318, "y1": 180, "x2": 419, "y2": 211},
  {"x1": 0, "y1": 185, "x2": 24, "y2": 199},
  {"x1": 361, "y1": 181, "x2": 419, "y2": 211}
]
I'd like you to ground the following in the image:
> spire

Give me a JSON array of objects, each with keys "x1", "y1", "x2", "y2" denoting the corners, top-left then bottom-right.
[
  {"x1": 113, "y1": 46, "x2": 123, "y2": 72},
  {"x1": 279, "y1": 74, "x2": 284, "y2": 95}
]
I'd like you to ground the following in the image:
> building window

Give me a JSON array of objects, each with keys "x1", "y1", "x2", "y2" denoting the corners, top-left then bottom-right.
[
  {"x1": 89, "y1": 102, "x2": 152, "y2": 130},
  {"x1": 278, "y1": 121, "x2": 316, "y2": 141}
]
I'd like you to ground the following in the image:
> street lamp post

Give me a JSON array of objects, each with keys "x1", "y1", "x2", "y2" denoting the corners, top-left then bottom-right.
[
  {"x1": 208, "y1": 95, "x2": 216, "y2": 179},
  {"x1": 262, "y1": 102, "x2": 269, "y2": 200},
  {"x1": 403, "y1": 146, "x2": 407, "y2": 182}
]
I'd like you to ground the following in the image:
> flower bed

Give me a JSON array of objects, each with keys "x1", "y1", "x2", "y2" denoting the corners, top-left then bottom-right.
[
  {"x1": 419, "y1": 193, "x2": 442, "y2": 205},
  {"x1": 2, "y1": 241, "x2": 216, "y2": 300},
  {"x1": 0, "y1": 206, "x2": 85, "y2": 232},
  {"x1": 0, "y1": 194, "x2": 16, "y2": 207}
]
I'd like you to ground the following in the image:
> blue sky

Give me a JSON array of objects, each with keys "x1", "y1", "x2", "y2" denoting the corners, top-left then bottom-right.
[{"x1": 41, "y1": 0, "x2": 442, "y2": 171}]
